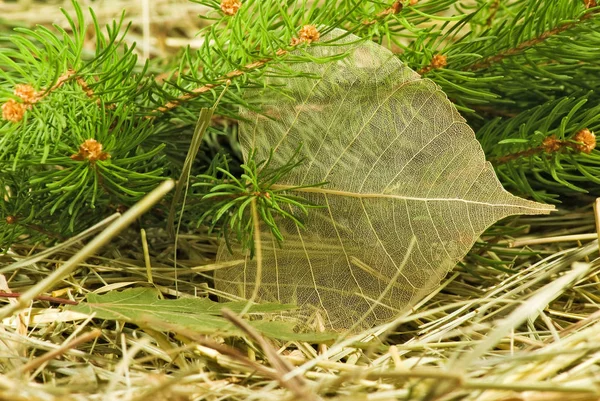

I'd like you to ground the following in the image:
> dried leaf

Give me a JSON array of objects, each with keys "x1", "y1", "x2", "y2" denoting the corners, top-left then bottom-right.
[{"x1": 216, "y1": 30, "x2": 554, "y2": 330}]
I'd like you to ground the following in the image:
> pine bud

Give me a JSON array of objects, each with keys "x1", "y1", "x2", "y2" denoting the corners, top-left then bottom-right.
[
  {"x1": 1, "y1": 84, "x2": 39, "y2": 123},
  {"x1": 390, "y1": 1, "x2": 403, "y2": 14},
  {"x1": 291, "y1": 25, "x2": 320, "y2": 45},
  {"x1": 431, "y1": 54, "x2": 447, "y2": 69},
  {"x1": 14, "y1": 84, "x2": 38, "y2": 104},
  {"x1": 573, "y1": 128, "x2": 596, "y2": 154},
  {"x1": 299, "y1": 25, "x2": 320, "y2": 43},
  {"x1": 220, "y1": 0, "x2": 241, "y2": 16},
  {"x1": 71, "y1": 139, "x2": 111, "y2": 162},
  {"x1": 1, "y1": 99, "x2": 27, "y2": 123},
  {"x1": 542, "y1": 136, "x2": 562, "y2": 153}
]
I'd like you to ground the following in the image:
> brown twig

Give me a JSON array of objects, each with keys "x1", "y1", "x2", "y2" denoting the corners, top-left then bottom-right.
[
  {"x1": 149, "y1": 49, "x2": 288, "y2": 116},
  {"x1": 45, "y1": 69, "x2": 77, "y2": 96},
  {"x1": 221, "y1": 308, "x2": 322, "y2": 401},
  {"x1": 23, "y1": 223, "x2": 67, "y2": 241},
  {"x1": 0, "y1": 291, "x2": 78, "y2": 305},
  {"x1": 493, "y1": 146, "x2": 546, "y2": 164},
  {"x1": 150, "y1": 24, "x2": 325, "y2": 117},
  {"x1": 466, "y1": 11, "x2": 597, "y2": 71},
  {"x1": 2, "y1": 70, "x2": 101, "y2": 123},
  {"x1": 11, "y1": 329, "x2": 101, "y2": 376},
  {"x1": 362, "y1": 1, "x2": 403, "y2": 26},
  {"x1": 492, "y1": 129, "x2": 596, "y2": 164},
  {"x1": 468, "y1": 104, "x2": 519, "y2": 118},
  {"x1": 418, "y1": 54, "x2": 448, "y2": 75},
  {"x1": 486, "y1": 0, "x2": 501, "y2": 27},
  {"x1": 74, "y1": 76, "x2": 101, "y2": 105}
]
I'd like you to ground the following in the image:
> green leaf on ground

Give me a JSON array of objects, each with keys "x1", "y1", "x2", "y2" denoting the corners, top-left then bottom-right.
[{"x1": 68, "y1": 288, "x2": 336, "y2": 342}]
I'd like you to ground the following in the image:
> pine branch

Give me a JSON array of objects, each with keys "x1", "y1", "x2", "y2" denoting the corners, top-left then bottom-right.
[
  {"x1": 465, "y1": 8, "x2": 599, "y2": 71},
  {"x1": 493, "y1": 129, "x2": 597, "y2": 164},
  {"x1": 2, "y1": 0, "x2": 600, "y2": 249},
  {"x1": 150, "y1": 48, "x2": 288, "y2": 115}
]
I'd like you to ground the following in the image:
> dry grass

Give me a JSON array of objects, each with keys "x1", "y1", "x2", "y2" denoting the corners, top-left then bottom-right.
[
  {"x1": 0, "y1": 199, "x2": 599, "y2": 400},
  {"x1": 0, "y1": 0, "x2": 207, "y2": 58}
]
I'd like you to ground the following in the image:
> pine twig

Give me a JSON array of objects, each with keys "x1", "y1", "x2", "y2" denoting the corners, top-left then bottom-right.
[
  {"x1": 492, "y1": 129, "x2": 596, "y2": 164},
  {"x1": 362, "y1": 0, "x2": 404, "y2": 26},
  {"x1": 2, "y1": 69, "x2": 103, "y2": 123},
  {"x1": 150, "y1": 24, "x2": 325, "y2": 116},
  {"x1": 150, "y1": 49, "x2": 285, "y2": 115},
  {"x1": 0, "y1": 291, "x2": 78, "y2": 305},
  {"x1": 418, "y1": 54, "x2": 447, "y2": 75},
  {"x1": 466, "y1": 10, "x2": 598, "y2": 71},
  {"x1": 486, "y1": 0, "x2": 501, "y2": 27}
]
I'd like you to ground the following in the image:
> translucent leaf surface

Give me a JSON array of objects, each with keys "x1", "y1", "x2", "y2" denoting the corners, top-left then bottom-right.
[{"x1": 216, "y1": 30, "x2": 554, "y2": 330}]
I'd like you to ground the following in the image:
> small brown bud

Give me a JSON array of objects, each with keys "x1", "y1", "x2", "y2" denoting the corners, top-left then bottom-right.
[
  {"x1": 220, "y1": 0, "x2": 241, "y2": 16},
  {"x1": 584, "y1": 0, "x2": 597, "y2": 9},
  {"x1": 14, "y1": 84, "x2": 38, "y2": 104},
  {"x1": 1, "y1": 99, "x2": 27, "y2": 123},
  {"x1": 431, "y1": 54, "x2": 447, "y2": 69},
  {"x1": 409, "y1": 0, "x2": 418, "y2": 5},
  {"x1": 390, "y1": 1, "x2": 403, "y2": 14},
  {"x1": 71, "y1": 139, "x2": 111, "y2": 162},
  {"x1": 418, "y1": 54, "x2": 448, "y2": 75},
  {"x1": 542, "y1": 136, "x2": 562, "y2": 153},
  {"x1": 292, "y1": 25, "x2": 320, "y2": 45},
  {"x1": 573, "y1": 128, "x2": 596, "y2": 154},
  {"x1": 5, "y1": 216, "x2": 16, "y2": 225},
  {"x1": 1, "y1": 84, "x2": 40, "y2": 123}
]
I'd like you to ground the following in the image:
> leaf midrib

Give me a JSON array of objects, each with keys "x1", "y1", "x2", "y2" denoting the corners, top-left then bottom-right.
[{"x1": 270, "y1": 184, "x2": 554, "y2": 211}]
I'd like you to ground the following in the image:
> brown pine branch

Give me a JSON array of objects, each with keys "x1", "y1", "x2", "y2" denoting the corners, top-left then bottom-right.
[
  {"x1": 362, "y1": 0, "x2": 404, "y2": 26},
  {"x1": 492, "y1": 129, "x2": 596, "y2": 164},
  {"x1": 149, "y1": 25, "x2": 323, "y2": 117},
  {"x1": 418, "y1": 54, "x2": 447, "y2": 75},
  {"x1": 466, "y1": 10, "x2": 597, "y2": 71},
  {"x1": 24, "y1": 223, "x2": 67, "y2": 241},
  {"x1": 150, "y1": 49, "x2": 287, "y2": 116},
  {"x1": 0, "y1": 291, "x2": 78, "y2": 305},
  {"x1": 44, "y1": 69, "x2": 77, "y2": 96},
  {"x1": 2, "y1": 70, "x2": 102, "y2": 123},
  {"x1": 468, "y1": 105, "x2": 519, "y2": 118},
  {"x1": 493, "y1": 146, "x2": 545, "y2": 164},
  {"x1": 486, "y1": 0, "x2": 501, "y2": 27},
  {"x1": 151, "y1": 0, "x2": 419, "y2": 118}
]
